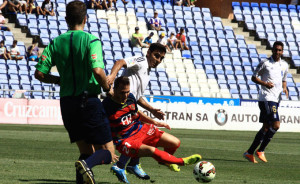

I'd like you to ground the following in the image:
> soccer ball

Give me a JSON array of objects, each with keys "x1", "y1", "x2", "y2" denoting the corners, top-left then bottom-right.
[{"x1": 193, "y1": 161, "x2": 216, "y2": 183}]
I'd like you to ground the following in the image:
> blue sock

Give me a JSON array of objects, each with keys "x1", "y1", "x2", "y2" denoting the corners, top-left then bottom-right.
[
  {"x1": 85, "y1": 149, "x2": 111, "y2": 169},
  {"x1": 117, "y1": 154, "x2": 130, "y2": 169},
  {"x1": 128, "y1": 157, "x2": 140, "y2": 166},
  {"x1": 248, "y1": 128, "x2": 266, "y2": 154},
  {"x1": 258, "y1": 127, "x2": 277, "y2": 152}
]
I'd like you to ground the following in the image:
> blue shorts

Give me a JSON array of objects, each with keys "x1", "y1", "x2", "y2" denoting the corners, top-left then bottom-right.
[
  {"x1": 60, "y1": 96, "x2": 112, "y2": 145},
  {"x1": 0, "y1": 26, "x2": 8, "y2": 31},
  {"x1": 258, "y1": 101, "x2": 279, "y2": 123},
  {"x1": 29, "y1": 55, "x2": 38, "y2": 61}
]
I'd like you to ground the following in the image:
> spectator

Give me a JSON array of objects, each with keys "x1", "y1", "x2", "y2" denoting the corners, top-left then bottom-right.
[
  {"x1": 27, "y1": 39, "x2": 40, "y2": 61},
  {"x1": 18, "y1": 0, "x2": 28, "y2": 14},
  {"x1": 7, "y1": 0, "x2": 21, "y2": 14},
  {"x1": 157, "y1": 32, "x2": 170, "y2": 52},
  {"x1": 88, "y1": 0, "x2": 103, "y2": 9},
  {"x1": 37, "y1": 0, "x2": 55, "y2": 16},
  {"x1": 28, "y1": 0, "x2": 37, "y2": 14},
  {"x1": 0, "y1": 40, "x2": 9, "y2": 60},
  {"x1": 176, "y1": 28, "x2": 189, "y2": 50},
  {"x1": 167, "y1": 32, "x2": 177, "y2": 50},
  {"x1": 101, "y1": 0, "x2": 114, "y2": 11},
  {"x1": 8, "y1": 40, "x2": 23, "y2": 61},
  {"x1": 175, "y1": 0, "x2": 191, "y2": 6},
  {"x1": 0, "y1": 0, "x2": 8, "y2": 12},
  {"x1": 0, "y1": 11, "x2": 11, "y2": 31},
  {"x1": 131, "y1": 27, "x2": 148, "y2": 48},
  {"x1": 191, "y1": 0, "x2": 197, "y2": 6},
  {"x1": 143, "y1": 32, "x2": 154, "y2": 47},
  {"x1": 148, "y1": 10, "x2": 163, "y2": 31}
]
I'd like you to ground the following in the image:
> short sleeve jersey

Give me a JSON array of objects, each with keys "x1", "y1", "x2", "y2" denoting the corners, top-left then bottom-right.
[
  {"x1": 176, "y1": 33, "x2": 186, "y2": 42},
  {"x1": 253, "y1": 57, "x2": 288, "y2": 102},
  {"x1": 10, "y1": 46, "x2": 19, "y2": 55},
  {"x1": 121, "y1": 56, "x2": 149, "y2": 100},
  {"x1": 41, "y1": 1, "x2": 53, "y2": 11},
  {"x1": 35, "y1": 30, "x2": 104, "y2": 97},
  {"x1": 149, "y1": 17, "x2": 162, "y2": 28},
  {"x1": 143, "y1": 37, "x2": 152, "y2": 44},
  {"x1": 102, "y1": 93, "x2": 143, "y2": 145},
  {"x1": 157, "y1": 37, "x2": 167, "y2": 46}
]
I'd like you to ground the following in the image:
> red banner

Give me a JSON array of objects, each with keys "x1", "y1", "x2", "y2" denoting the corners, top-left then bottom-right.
[{"x1": 0, "y1": 98, "x2": 63, "y2": 125}]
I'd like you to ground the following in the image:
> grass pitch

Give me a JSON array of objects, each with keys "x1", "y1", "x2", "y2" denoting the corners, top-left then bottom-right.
[{"x1": 0, "y1": 124, "x2": 299, "y2": 184}]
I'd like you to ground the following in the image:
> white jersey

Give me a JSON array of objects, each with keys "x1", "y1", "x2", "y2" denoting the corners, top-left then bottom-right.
[
  {"x1": 121, "y1": 56, "x2": 149, "y2": 100},
  {"x1": 253, "y1": 57, "x2": 288, "y2": 102}
]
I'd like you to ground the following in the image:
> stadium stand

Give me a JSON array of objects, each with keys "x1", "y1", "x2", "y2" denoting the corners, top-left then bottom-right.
[{"x1": 0, "y1": 0, "x2": 299, "y2": 101}]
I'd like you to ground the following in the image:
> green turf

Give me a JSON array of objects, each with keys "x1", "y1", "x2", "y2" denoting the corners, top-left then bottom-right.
[{"x1": 0, "y1": 124, "x2": 299, "y2": 184}]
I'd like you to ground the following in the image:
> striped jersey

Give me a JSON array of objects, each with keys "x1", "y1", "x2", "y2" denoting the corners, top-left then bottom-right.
[
  {"x1": 149, "y1": 17, "x2": 162, "y2": 28},
  {"x1": 102, "y1": 93, "x2": 143, "y2": 145},
  {"x1": 121, "y1": 56, "x2": 149, "y2": 100},
  {"x1": 253, "y1": 57, "x2": 288, "y2": 102}
]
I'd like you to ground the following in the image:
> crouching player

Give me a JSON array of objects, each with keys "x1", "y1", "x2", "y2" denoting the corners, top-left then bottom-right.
[{"x1": 102, "y1": 76, "x2": 202, "y2": 183}]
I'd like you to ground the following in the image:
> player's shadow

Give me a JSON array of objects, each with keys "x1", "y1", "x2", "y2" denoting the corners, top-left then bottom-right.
[
  {"x1": 19, "y1": 179, "x2": 119, "y2": 184},
  {"x1": 204, "y1": 158, "x2": 246, "y2": 163}
]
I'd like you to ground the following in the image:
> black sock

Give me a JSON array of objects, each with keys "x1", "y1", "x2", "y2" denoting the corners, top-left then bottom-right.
[
  {"x1": 248, "y1": 128, "x2": 266, "y2": 154},
  {"x1": 258, "y1": 127, "x2": 277, "y2": 152},
  {"x1": 116, "y1": 154, "x2": 130, "y2": 169},
  {"x1": 76, "y1": 154, "x2": 91, "y2": 184},
  {"x1": 127, "y1": 157, "x2": 140, "y2": 167}
]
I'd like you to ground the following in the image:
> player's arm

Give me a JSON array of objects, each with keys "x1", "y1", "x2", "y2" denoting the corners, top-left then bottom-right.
[
  {"x1": 137, "y1": 97, "x2": 165, "y2": 120},
  {"x1": 107, "y1": 59, "x2": 127, "y2": 85},
  {"x1": 138, "y1": 110, "x2": 170, "y2": 130},
  {"x1": 282, "y1": 67, "x2": 288, "y2": 98},
  {"x1": 34, "y1": 44, "x2": 60, "y2": 84},
  {"x1": 93, "y1": 67, "x2": 111, "y2": 92},
  {"x1": 252, "y1": 61, "x2": 274, "y2": 89}
]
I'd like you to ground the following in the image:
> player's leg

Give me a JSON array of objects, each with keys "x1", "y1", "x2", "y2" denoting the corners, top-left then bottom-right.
[
  {"x1": 76, "y1": 141, "x2": 94, "y2": 184},
  {"x1": 256, "y1": 102, "x2": 280, "y2": 162},
  {"x1": 244, "y1": 101, "x2": 270, "y2": 163},
  {"x1": 155, "y1": 132, "x2": 181, "y2": 171},
  {"x1": 138, "y1": 144, "x2": 201, "y2": 166}
]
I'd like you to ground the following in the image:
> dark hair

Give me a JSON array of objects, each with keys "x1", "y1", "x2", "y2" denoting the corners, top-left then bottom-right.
[
  {"x1": 13, "y1": 40, "x2": 17, "y2": 44},
  {"x1": 32, "y1": 38, "x2": 38, "y2": 44},
  {"x1": 114, "y1": 76, "x2": 130, "y2": 89},
  {"x1": 273, "y1": 41, "x2": 284, "y2": 49},
  {"x1": 0, "y1": 40, "x2": 4, "y2": 44},
  {"x1": 66, "y1": 1, "x2": 87, "y2": 28},
  {"x1": 149, "y1": 43, "x2": 166, "y2": 54},
  {"x1": 180, "y1": 28, "x2": 184, "y2": 32}
]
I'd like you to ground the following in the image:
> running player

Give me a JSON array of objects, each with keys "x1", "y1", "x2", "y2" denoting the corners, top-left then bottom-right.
[
  {"x1": 35, "y1": 1, "x2": 117, "y2": 183},
  {"x1": 103, "y1": 76, "x2": 202, "y2": 183},
  {"x1": 243, "y1": 41, "x2": 289, "y2": 163},
  {"x1": 106, "y1": 43, "x2": 167, "y2": 182}
]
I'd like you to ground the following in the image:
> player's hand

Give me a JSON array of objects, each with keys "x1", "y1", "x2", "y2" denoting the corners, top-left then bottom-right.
[
  {"x1": 155, "y1": 121, "x2": 171, "y2": 130},
  {"x1": 106, "y1": 75, "x2": 115, "y2": 85},
  {"x1": 264, "y1": 81, "x2": 274, "y2": 89},
  {"x1": 150, "y1": 108, "x2": 165, "y2": 120},
  {"x1": 283, "y1": 88, "x2": 289, "y2": 98},
  {"x1": 107, "y1": 87, "x2": 114, "y2": 97},
  {"x1": 111, "y1": 153, "x2": 119, "y2": 163}
]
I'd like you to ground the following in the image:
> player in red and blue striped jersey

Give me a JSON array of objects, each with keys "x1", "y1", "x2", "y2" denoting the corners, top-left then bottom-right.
[{"x1": 103, "y1": 76, "x2": 202, "y2": 183}]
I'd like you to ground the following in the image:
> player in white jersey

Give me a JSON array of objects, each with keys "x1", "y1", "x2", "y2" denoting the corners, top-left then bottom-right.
[
  {"x1": 107, "y1": 43, "x2": 167, "y2": 183},
  {"x1": 244, "y1": 41, "x2": 289, "y2": 163}
]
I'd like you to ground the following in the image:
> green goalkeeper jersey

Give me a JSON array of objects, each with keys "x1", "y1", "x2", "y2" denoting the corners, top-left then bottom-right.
[{"x1": 35, "y1": 30, "x2": 104, "y2": 97}]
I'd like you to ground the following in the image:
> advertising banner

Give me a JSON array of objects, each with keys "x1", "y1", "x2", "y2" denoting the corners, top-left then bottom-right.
[{"x1": 0, "y1": 98, "x2": 63, "y2": 125}]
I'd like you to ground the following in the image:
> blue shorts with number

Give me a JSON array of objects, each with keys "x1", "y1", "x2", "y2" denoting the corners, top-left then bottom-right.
[{"x1": 258, "y1": 101, "x2": 279, "y2": 123}]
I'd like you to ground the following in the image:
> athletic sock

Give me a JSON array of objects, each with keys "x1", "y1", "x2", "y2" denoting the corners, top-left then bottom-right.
[
  {"x1": 258, "y1": 127, "x2": 277, "y2": 152},
  {"x1": 248, "y1": 128, "x2": 266, "y2": 154},
  {"x1": 164, "y1": 141, "x2": 181, "y2": 155},
  {"x1": 152, "y1": 148, "x2": 184, "y2": 166},
  {"x1": 117, "y1": 154, "x2": 130, "y2": 169},
  {"x1": 76, "y1": 154, "x2": 90, "y2": 184},
  {"x1": 85, "y1": 149, "x2": 112, "y2": 169},
  {"x1": 127, "y1": 157, "x2": 140, "y2": 167}
]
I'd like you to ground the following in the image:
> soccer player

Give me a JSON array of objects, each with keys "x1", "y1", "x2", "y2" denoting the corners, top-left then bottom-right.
[
  {"x1": 106, "y1": 43, "x2": 166, "y2": 182},
  {"x1": 243, "y1": 41, "x2": 289, "y2": 163},
  {"x1": 103, "y1": 76, "x2": 202, "y2": 183},
  {"x1": 34, "y1": 1, "x2": 117, "y2": 184}
]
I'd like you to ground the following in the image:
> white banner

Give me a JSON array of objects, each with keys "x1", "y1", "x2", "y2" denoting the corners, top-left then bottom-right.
[{"x1": 141, "y1": 102, "x2": 300, "y2": 132}]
